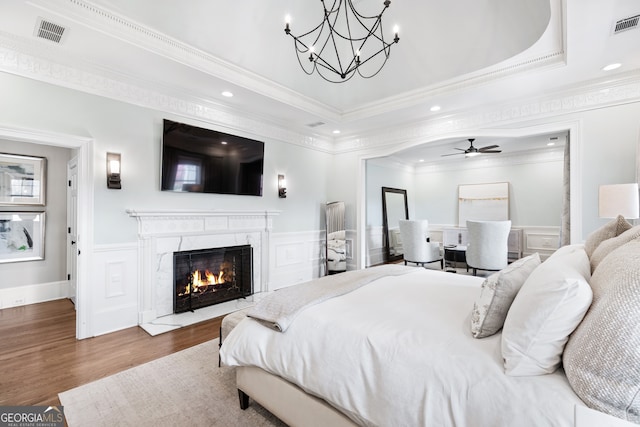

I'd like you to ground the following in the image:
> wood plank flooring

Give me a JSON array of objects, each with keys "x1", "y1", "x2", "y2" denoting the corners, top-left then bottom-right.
[{"x1": 0, "y1": 299, "x2": 222, "y2": 407}]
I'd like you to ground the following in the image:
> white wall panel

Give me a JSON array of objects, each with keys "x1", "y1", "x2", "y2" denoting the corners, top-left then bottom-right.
[{"x1": 91, "y1": 243, "x2": 138, "y2": 336}]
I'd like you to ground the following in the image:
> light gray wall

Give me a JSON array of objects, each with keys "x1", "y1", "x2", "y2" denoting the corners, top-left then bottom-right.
[
  {"x1": 413, "y1": 157, "x2": 564, "y2": 227},
  {"x1": 578, "y1": 104, "x2": 640, "y2": 235},
  {"x1": 342, "y1": 101, "x2": 640, "y2": 251},
  {"x1": 365, "y1": 161, "x2": 415, "y2": 228},
  {"x1": 0, "y1": 140, "x2": 71, "y2": 289},
  {"x1": 0, "y1": 73, "x2": 332, "y2": 248}
]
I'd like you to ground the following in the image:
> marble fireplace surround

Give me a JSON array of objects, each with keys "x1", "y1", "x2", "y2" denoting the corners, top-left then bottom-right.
[{"x1": 127, "y1": 210, "x2": 279, "y2": 332}]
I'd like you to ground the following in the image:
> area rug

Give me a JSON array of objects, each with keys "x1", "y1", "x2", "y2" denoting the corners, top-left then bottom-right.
[{"x1": 59, "y1": 340, "x2": 285, "y2": 427}]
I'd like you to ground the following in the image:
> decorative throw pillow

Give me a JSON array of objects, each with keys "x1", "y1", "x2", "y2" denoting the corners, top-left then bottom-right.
[
  {"x1": 563, "y1": 241, "x2": 640, "y2": 422},
  {"x1": 502, "y1": 247, "x2": 592, "y2": 376},
  {"x1": 470, "y1": 253, "x2": 541, "y2": 338},
  {"x1": 590, "y1": 225, "x2": 640, "y2": 273},
  {"x1": 584, "y1": 215, "x2": 632, "y2": 258}
]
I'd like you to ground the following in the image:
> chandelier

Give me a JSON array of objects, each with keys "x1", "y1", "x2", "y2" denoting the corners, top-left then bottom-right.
[{"x1": 284, "y1": 0, "x2": 400, "y2": 83}]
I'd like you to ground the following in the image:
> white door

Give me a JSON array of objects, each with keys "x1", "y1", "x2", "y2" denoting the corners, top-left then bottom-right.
[{"x1": 67, "y1": 157, "x2": 79, "y2": 305}]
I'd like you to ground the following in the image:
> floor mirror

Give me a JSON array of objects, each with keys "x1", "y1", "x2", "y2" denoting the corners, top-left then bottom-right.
[
  {"x1": 326, "y1": 201, "x2": 346, "y2": 275},
  {"x1": 382, "y1": 187, "x2": 408, "y2": 263}
]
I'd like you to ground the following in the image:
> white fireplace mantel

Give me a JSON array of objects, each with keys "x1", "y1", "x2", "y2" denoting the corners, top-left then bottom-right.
[
  {"x1": 127, "y1": 209, "x2": 281, "y2": 237},
  {"x1": 127, "y1": 209, "x2": 280, "y2": 324}
]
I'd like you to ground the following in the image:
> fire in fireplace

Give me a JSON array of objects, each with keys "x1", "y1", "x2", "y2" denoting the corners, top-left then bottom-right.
[{"x1": 173, "y1": 245, "x2": 252, "y2": 313}]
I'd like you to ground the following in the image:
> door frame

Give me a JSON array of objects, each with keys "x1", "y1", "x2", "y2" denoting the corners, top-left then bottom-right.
[
  {"x1": 0, "y1": 125, "x2": 94, "y2": 339},
  {"x1": 67, "y1": 156, "x2": 79, "y2": 306}
]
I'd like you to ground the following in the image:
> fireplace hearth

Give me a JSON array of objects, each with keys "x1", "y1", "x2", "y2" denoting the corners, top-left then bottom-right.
[{"x1": 173, "y1": 245, "x2": 253, "y2": 314}]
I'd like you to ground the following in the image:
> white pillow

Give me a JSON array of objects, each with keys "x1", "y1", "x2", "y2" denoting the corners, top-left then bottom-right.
[
  {"x1": 471, "y1": 253, "x2": 541, "y2": 338},
  {"x1": 502, "y1": 247, "x2": 592, "y2": 376}
]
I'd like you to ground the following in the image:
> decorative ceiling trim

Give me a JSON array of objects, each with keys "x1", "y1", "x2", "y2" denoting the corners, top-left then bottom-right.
[
  {"x1": 343, "y1": 51, "x2": 566, "y2": 122},
  {"x1": 1, "y1": 19, "x2": 639, "y2": 159},
  {"x1": 334, "y1": 72, "x2": 640, "y2": 155},
  {"x1": 0, "y1": 32, "x2": 334, "y2": 153},
  {"x1": 30, "y1": 0, "x2": 565, "y2": 123},
  {"x1": 32, "y1": 0, "x2": 342, "y2": 122}
]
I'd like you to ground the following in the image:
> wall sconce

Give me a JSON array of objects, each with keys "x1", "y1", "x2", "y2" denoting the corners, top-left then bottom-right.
[
  {"x1": 599, "y1": 183, "x2": 639, "y2": 219},
  {"x1": 106, "y1": 152, "x2": 122, "y2": 189},
  {"x1": 278, "y1": 174, "x2": 287, "y2": 198}
]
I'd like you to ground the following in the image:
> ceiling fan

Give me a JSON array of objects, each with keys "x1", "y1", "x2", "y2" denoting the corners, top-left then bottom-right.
[{"x1": 442, "y1": 139, "x2": 502, "y2": 157}]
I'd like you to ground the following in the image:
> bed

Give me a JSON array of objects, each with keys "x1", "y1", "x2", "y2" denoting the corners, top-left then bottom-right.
[{"x1": 220, "y1": 217, "x2": 640, "y2": 427}]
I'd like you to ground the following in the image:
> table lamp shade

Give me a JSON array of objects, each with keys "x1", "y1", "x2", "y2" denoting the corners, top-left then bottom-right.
[{"x1": 599, "y1": 183, "x2": 640, "y2": 219}]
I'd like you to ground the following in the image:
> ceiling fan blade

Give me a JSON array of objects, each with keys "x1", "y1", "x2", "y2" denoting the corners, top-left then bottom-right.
[
  {"x1": 481, "y1": 150, "x2": 502, "y2": 153},
  {"x1": 479, "y1": 145, "x2": 499, "y2": 151},
  {"x1": 441, "y1": 152, "x2": 465, "y2": 157},
  {"x1": 453, "y1": 147, "x2": 467, "y2": 151}
]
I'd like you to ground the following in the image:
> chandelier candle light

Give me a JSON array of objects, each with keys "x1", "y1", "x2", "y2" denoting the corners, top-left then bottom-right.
[{"x1": 284, "y1": 0, "x2": 399, "y2": 82}]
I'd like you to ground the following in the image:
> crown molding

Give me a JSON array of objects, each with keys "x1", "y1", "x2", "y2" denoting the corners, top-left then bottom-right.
[
  {"x1": 0, "y1": 31, "x2": 334, "y2": 153},
  {"x1": 334, "y1": 71, "x2": 640, "y2": 155},
  {"x1": 2, "y1": 2, "x2": 639, "y2": 158},
  {"x1": 32, "y1": 0, "x2": 342, "y2": 123},
  {"x1": 28, "y1": 0, "x2": 565, "y2": 124}
]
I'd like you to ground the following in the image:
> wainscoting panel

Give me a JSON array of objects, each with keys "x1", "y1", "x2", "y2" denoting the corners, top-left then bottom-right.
[
  {"x1": 366, "y1": 225, "x2": 385, "y2": 267},
  {"x1": 91, "y1": 243, "x2": 139, "y2": 336},
  {"x1": 523, "y1": 227, "x2": 561, "y2": 260},
  {"x1": 269, "y1": 231, "x2": 325, "y2": 291}
]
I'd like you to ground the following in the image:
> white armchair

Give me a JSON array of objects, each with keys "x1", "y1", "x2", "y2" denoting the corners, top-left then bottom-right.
[
  {"x1": 398, "y1": 220, "x2": 442, "y2": 269},
  {"x1": 466, "y1": 220, "x2": 512, "y2": 276}
]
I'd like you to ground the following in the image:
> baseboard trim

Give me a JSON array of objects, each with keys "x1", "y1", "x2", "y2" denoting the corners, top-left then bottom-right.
[{"x1": 0, "y1": 280, "x2": 69, "y2": 309}]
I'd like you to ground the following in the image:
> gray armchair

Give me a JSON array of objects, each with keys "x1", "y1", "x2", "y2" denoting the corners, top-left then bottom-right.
[
  {"x1": 466, "y1": 220, "x2": 511, "y2": 276},
  {"x1": 398, "y1": 220, "x2": 442, "y2": 269}
]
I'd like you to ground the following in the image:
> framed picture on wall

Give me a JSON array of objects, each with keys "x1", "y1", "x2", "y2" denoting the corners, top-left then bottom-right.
[
  {"x1": 0, "y1": 212, "x2": 45, "y2": 263},
  {"x1": 0, "y1": 153, "x2": 46, "y2": 206},
  {"x1": 458, "y1": 182, "x2": 509, "y2": 226}
]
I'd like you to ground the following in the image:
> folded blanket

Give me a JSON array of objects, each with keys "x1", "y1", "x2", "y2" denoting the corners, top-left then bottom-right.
[{"x1": 247, "y1": 264, "x2": 414, "y2": 332}]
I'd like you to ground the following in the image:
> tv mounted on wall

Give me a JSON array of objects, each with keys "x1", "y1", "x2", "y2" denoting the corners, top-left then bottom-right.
[{"x1": 161, "y1": 119, "x2": 264, "y2": 196}]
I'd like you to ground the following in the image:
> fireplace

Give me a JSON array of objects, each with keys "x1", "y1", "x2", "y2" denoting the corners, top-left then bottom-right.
[{"x1": 173, "y1": 245, "x2": 253, "y2": 314}]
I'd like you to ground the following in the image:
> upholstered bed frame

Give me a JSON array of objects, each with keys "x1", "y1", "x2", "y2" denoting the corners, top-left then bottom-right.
[
  {"x1": 236, "y1": 366, "x2": 357, "y2": 426},
  {"x1": 221, "y1": 309, "x2": 355, "y2": 425}
]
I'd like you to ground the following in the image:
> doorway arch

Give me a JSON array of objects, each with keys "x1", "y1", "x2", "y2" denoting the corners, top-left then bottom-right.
[{"x1": 356, "y1": 121, "x2": 582, "y2": 269}]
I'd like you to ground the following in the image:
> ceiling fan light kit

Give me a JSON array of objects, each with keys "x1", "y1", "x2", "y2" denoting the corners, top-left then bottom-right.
[
  {"x1": 442, "y1": 139, "x2": 502, "y2": 158},
  {"x1": 284, "y1": 0, "x2": 399, "y2": 83}
]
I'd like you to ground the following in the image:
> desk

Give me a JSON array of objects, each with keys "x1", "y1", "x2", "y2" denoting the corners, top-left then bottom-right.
[
  {"x1": 442, "y1": 227, "x2": 523, "y2": 262},
  {"x1": 444, "y1": 245, "x2": 467, "y2": 272}
]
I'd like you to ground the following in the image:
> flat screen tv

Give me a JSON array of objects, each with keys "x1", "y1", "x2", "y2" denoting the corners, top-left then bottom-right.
[{"x1": 161, "y1": 119, "x2": 264, "y2": 196}]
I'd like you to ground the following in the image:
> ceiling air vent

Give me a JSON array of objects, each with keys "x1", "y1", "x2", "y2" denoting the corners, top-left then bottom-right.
[
  {"x1": 613, "y1": 14, "x2": 639, "y2": 34},
  {"x1": 306, "y1": 121, "x2": 325, "y2": 128},
  {"x1": 35, "y1": 18, "x2": 66, "y2": 43}
]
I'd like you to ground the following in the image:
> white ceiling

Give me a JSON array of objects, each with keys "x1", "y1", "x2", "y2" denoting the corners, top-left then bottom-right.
[{"x1": 1, "y1": 0, "x2": 639, "y2": 160}]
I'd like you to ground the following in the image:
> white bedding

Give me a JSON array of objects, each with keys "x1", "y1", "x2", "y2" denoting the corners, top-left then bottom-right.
[{"x1": 220, "y1": 268, "x2": 585, "y2": 427}]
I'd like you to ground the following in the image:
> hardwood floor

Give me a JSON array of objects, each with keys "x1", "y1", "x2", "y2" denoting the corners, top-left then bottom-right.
[{"x1": 0, "y1": 299, "x2": 222, "y2": 407}]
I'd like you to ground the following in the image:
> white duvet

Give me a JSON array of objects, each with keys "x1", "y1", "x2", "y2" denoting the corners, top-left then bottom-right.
[{"x1": 220, "y1": 269, "x2": 585, "y2": 427}]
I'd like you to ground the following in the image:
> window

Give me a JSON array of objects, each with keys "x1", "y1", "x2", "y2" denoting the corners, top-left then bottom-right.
[{"x1": 172, "y1": 163, "x2": 202, "y2": 191}]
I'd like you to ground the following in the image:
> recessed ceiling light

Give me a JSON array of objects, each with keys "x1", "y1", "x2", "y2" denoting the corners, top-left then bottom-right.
[
  {"x1": 547, "y1": 142, "x2": 556, "y2": 146},
  {"x1": 430, "y1": 105, "x2": 441, "y2": 112},
  {"x1": 419, "y1": 159, "x2": 424, "y2": 162},
  {"x1": 221, "y1": 91, "x2": 234, "y2": 97},
  {"x1": 221, "y1": 141, "x2": 228, "y2": 145},
  {"x1": 332, "y1": 130, "x2": 341, "y2": 134},
  {"x1": 602, "y1": 63, "x2": 621, "y2": 71}
]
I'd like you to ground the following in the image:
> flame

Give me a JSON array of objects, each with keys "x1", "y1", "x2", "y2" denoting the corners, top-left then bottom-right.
[{"x1": 178, "y1": 268, "x2": 226, "y2": 296}]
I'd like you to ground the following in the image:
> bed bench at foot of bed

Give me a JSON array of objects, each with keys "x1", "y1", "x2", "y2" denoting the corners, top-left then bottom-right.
[{"x1": 236, "y1": 366, "x2": 358, "y2": 427}]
